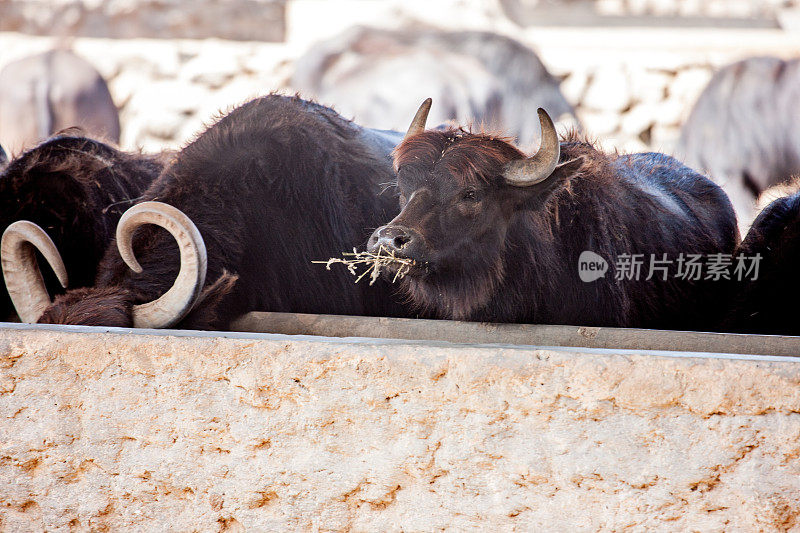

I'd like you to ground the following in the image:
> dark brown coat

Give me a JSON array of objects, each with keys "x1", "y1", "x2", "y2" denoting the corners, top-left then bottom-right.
[
  {"x1": 370, "y1": 128, "x2": 739, "y2": 330},
  {"x1": 0, "y1": 134, "x2": 164, "y2": 319},
  {"x1": 37, "y1": 95, "x2": 407, "y2": 329}
]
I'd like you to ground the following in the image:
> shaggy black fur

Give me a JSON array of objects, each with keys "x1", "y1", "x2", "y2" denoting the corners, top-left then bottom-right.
[
  {"x1": 38, "y1": 94, "x2": 407, "y2": 329},
  {"x1": 371, "y1": 129, "x2": 739, "y2": 330},
  {"x1": 0, "y1": 134, "x2": 164, "y2": 319},
  {"x1": 722, "y1": 190, "x2": 800, "y2": 335}
]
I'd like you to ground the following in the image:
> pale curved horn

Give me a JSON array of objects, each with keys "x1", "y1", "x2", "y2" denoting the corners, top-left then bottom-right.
[
  {"x1": 404, "y1": 98, "x2": 432, "y2": 140},
  {"x1": 1, "y1": 221, "x2": 68, "y2": 323},
  {"x1": 116, "y1": 201, "x2": 207, "y2": 329},
  {"x1": 503, "y1": 108, "x2": 561, "y2": 187}
]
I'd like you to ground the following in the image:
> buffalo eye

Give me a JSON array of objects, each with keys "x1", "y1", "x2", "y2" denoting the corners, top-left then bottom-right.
[{"x1": 460, "y1": 188, "x2": 480, "y2": 202}]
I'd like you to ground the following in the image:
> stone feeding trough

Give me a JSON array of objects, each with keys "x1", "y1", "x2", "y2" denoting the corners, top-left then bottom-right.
[{"x1": 1, "y1": 314, "x2": 799, "y2": 530}]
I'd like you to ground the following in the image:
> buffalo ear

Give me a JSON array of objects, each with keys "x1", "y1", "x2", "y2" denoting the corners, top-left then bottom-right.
[{"x1": 507, "y1": 156, "x2": 585, "y2": 212}]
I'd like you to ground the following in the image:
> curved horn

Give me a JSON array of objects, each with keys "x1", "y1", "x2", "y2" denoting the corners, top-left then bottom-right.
[
  {"x1": 404, "y1": 98, "x2": 432, "y2": 140},
  {"x1": 1, "y1": 221, "x2": 68, "y2": 323},
  {"x1": 503, "y1": 108, "x2": 561, "y2": 187},
  {"x1": 116, "y1": 201, "x2": 207, "y2": 329}
]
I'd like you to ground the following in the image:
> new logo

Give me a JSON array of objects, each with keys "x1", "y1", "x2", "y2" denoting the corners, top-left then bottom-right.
[{"x1": 578, "y1": 251, "x2": 608, "y2": 282}]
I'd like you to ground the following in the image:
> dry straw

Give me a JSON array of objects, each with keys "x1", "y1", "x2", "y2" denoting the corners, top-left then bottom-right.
[{"x1": 313, "y1": 247, "x2": 415, "y2": 285}]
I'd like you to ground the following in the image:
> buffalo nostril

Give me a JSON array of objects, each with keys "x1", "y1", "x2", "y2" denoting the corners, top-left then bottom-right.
[
  {"x1": 393, "y1": 235, "x2": 410, "y2": 248},
  {"x1": 369, "y1": 226, "x2": 415, "y2": 254}
]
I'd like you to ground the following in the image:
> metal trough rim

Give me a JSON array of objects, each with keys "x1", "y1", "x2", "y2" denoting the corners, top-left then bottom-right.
[{"x1": 231, "y1": 311, "x2": 800, "y2": 358}]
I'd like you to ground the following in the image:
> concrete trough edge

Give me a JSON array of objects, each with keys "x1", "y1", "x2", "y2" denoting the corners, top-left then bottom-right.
[
  {"x1": 2, "y1": 311, "x2": 800, "y2": 362},
  {"x1": 231, "y1": 311, "x2": 800, "y2": 359}
]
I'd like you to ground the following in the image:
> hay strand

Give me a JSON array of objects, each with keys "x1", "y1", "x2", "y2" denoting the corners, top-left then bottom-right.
[{"x1": 313, "y1": 247, "x2": 415, "y2": 285}]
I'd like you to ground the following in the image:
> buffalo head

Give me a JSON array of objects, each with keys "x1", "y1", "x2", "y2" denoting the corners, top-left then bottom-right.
[{"x1": 367, "y1": 99, "x2": 580, "y2": 311}]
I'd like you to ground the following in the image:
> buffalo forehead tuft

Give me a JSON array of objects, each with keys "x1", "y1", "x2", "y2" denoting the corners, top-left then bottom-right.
[{"x1": 394, "y1": 130, "x2": 524, "y2": 186}]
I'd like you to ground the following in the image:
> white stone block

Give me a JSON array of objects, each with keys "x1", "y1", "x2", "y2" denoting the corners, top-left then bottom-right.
[
  {"x1": 1, "y1": 326, "x2": 799, "y2": 530},
  {"x1": 582, "y1": 67, "x2": 632, "y2": 113}
]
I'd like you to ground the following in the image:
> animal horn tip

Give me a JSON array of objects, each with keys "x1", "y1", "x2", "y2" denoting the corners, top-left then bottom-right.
[{"x1": 404, "y1": 98, "x2": 433, "y2": 140}]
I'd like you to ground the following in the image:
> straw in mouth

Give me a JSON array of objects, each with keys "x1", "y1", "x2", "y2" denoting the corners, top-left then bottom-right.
[{"x1": 313, "y1": 247, "x2": 416, "y2": 285}]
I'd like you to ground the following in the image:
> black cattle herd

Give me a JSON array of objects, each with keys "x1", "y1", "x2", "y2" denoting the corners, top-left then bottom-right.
[{"x1": 0, "y1": 48, "x2": 799, "y2": 337}]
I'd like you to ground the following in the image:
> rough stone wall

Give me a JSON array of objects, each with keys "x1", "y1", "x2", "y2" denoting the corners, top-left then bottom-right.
[
  {"x1": 0, "y1": 34, "x2": 293, "y2": 153},
  {"x1": 1, "y1": 326, "x2": 800, "y2": 530},
  {"x1": 598, "y1": 0, "x2": 800, "y2": 18},
  {"x1": 0, "y1": 0, "x2": 286, "y2": 41},
  {"x1": 550, "y1": 32, "x2": 717, "y2": 154},
  {"x1": 510, "y1": 0, "x2": 800, "y2": 18}
]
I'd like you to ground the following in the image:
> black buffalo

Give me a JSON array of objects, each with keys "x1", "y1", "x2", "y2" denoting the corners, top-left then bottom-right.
[
  {"x1": 291, "y1": 26, "x2": 576, "y2": 150},
  {"x1": 5, "y1": 95, "x2": 407, "y2": 329},
  {"x1": 677, "y1": 56, "x2": 800, "y2": 228},
  {"x1": 721, "y1": 189, "x2": 800, "y2": 335},
  {"x1": 0, "y1": 49, "x2": 121, "y2": 155},
  {"x1": 0, "y1": 135, "x2": 165, "y2": 321},
  {"x1": 368, "y1": 100, "x2": 739, "y2": 330}
]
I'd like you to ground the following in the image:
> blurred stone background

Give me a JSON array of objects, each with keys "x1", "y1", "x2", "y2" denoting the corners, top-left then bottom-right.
[{"x1": 2, "y1": 0, "x2": 800, "y2": 154}]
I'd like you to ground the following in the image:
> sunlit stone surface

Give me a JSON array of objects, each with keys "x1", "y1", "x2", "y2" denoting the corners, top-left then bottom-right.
[{"x1": 1, "y1": 325, "x2": 799, "y2": 531}]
